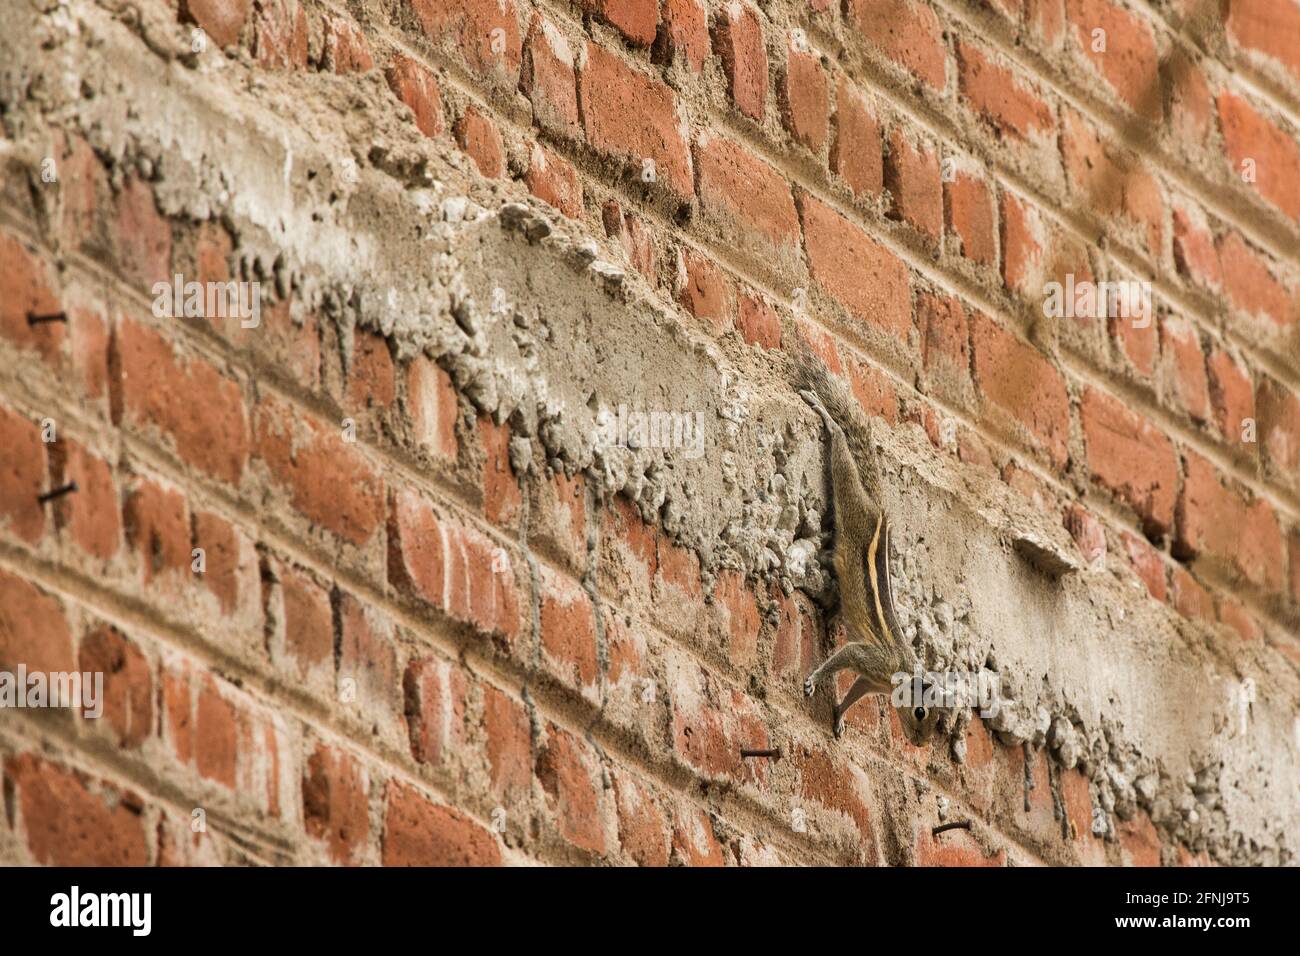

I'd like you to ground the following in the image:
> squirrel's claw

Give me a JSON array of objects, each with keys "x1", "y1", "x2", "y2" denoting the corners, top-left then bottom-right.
[{"x1": 803, "y1": 673, "x2": 817, "y2": 698}]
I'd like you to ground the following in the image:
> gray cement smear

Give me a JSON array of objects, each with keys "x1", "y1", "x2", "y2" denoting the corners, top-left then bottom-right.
[{"x1": 2, "y1": 0, "x2": 1296, "y2": 864}]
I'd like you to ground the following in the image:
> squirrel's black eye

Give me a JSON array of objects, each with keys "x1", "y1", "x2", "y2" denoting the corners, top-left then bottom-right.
[{"x1": 913, "y1": 707, "x2": 926, "y2": 721}]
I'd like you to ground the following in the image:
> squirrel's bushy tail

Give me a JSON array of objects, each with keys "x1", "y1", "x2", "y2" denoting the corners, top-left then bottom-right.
[{"x1": 790, "y1": 344, "x2": 877, "y2": 482}]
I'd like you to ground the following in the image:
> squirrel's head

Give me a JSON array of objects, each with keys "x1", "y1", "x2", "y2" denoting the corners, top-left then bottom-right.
[{"x1": 892, "y1": 668, "x2": 943, "y2": 747}]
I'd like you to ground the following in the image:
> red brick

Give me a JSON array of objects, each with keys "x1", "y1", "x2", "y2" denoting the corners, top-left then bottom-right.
[
  {"x1": 540, "y1": 570, "x2": 599, "y2": 688},
  {"x1": 0, "y1": 569, "x2": 74, "y2": 674},
  {"x1": 1217, "y1": 596, "x2": 1260, "y2": 641},
  {"x1": 1065, "y1": 0, "x2": 1160, "y2": 119},
  {"x1": 798, "y1": 193, "x2": 911, "y2": 340},
  {"x1": 385, "y1": 54, "x2": 444, "y2": 138},
  {"x1": 0, "y1": 233, "x2": 63, "y2": 364},
  {"x1": 1172, "y1": 207, "x2": 1222, "y2": 291},
  {"x1": 277, "y1": 566, "x2": 333, "y2": 675},
  {"x1": 945, "y1": 170, "x2": 997, "y2": 266},
  {"x1": 831, "y1": 78, "x2": 883, "y2": 198},
  {"x1": 713, "y1": 2, "x2": 767, "y2": 120},
  {"x1": 193, "y1": 511, "x2": 247, "y2": 614},
  {"x1": 1177, "y1": 451, "x2": 1284, "y2": 592},
  {"x1": 1206, "y1": 349, "x2": 1255, "y2": 443},
  {"x1": 1110, "y1": 302, "x2": 1156, "y2": 376},
  {"x1": 112, "y1": 318, "x2": 249, "y2": 485},
  {"x1": 695, "y1": 134, "x2": 800, "y2": 271},
  {"x1": 478, "y1": 416, "x2": 523, "y2": 527},
  {"x1": 79, "y1": 625, "x2": 153, "y2": 748},
  {"x1": 1060, "y1": 110, "x2": 1163, "y2": 258},
  {"x1": 956, "y1": 39, "x2": 1054, "y2": 139},
  {"x1": 322, "y1": 14, "x2": 374, "y2": 73},
  {"x1": 536, "y1": 722, "x2": 607, "y2": 854},
  {"x1": 999, "y1": 192, "x2": 1046, "y2": 295},
  {"x1": 382, "y1": 781, "x2": 501, "y2": 865},
  {"x1": 1029, "y1": 0, "x2": 1066, "y2": 46},
  {"x1": 602, "y1": 201, "x2": 658, "y2": 278},
  {"x1": 1257, "y1": 378, "x2": 1300, "y2": 476},
  {"x1": 1290, "y1": 532, "x2": 1300, "y2": 605},
  {"x1": 885, "y1": 128, "x2": 942, "y2": 241},
  {"x1": 1160, "y1": 315, "x2": 1209, "y2": 424},
  {"x1": 481, "y1": 683, "x2": 531, "y2": 800},
  {"x1": 1170, "y1": 566, "x2": 1213, "y2": 622},
  {"x1": 795, "y1": 746, "x2": 874, "y2": 843},
  {"x1": 113, "y1": 177, "x2": 172, "y2": 287},
  {"x1": 54, "y1": 132, "x2": 108, "y2": 250},
  {"x1": 195, "y1": 678, "x2": 239, "y2": 787},
  {"x1": 678, "y1": 250, "x2": 732, "y2": 328},
  {"x1": 403, "y1": 656, "x2": 467, "y2": 767},
  {"x1": 970, "y1": 312, "x2": 1070, "y2": 469},
  {"x1": 1219, "y1": 91, "x2": 1300, "y2": 222},
  {"x1": 70, "y1": 304, "x2": 110, "y2": 403},
  {"x1": 919, "y1": 292, "x2": 969, "y2": 382},
  {"x1": 411, "y1": 0, "x2": 522, "y2": 85},
  {"x1": 182, "y1": 0, "x2": 249, "y2": 49},
  {"x1": 1167, "y1": 50, "x2": 1213, "y2": 149},
  {"x1": 454, "y1": 106, "x2": 505, "y2": 179},
  {"x1": 582, "y1": 0, "x2": 657, "y2": 46},
  {"x1": 1122, "y1": 531, "x2": 1166, "y2": 601},
  {"x1": 406, "y1": 356, "x2": 459, "y2": 461},
  {"x1": 303, "y1": 743, "x2": 371, "y2": 865},
  {"x1": 1225, "y1": 0, "x2": 1300, "y2": 84},
  {"x1": 253, "y1": 0, "x2": 308, "y2": 69},
  {"x1": 713, "y1": 570, "x2": 760, "y2": 666},
  {"x1": 337, "y1": 592, "x2": 398, "y2": 720},
  {"x1": 737, "y1": 292, "x2": 781, "y2": 349},
  {"x1": 253, "y1": 395, "x2": 385, "y2": 546},
  {"x1": 658, "y1": 0, "x2": 709, "y2": 72},
  {"x1": 847, "y1": 0, "x2": 947, "y2": 90},
  {"x1": 123, "y1": 477, "x2": 191, "y2": 582},
  {"x1": 0, "y1": 406, "x2": 46, "y2": 544},
  {"x1": 54, "y1": 441, "x2": 120, "y2": 560},
  {"x1": 1080, "y1": 387, "x2": 1177, "y2": 535},
  {"x1": 672, "y1": 804, "x2": 726, "y2": 866},
  {"x1": 1064, "y1": 503, "x2": 1107, "y2": 563},
  {"x1": 521, "y1": 16, "x2": 579, "y2": 137},
  {"x1": 348, "y1": 330, "x2": 396, "y2": 412},
  {"x1": 1217, "y1": 231, "x2": 1294, "y2": 327},
  {"x1": 781, "y1": 41, "x2": 829, "y2": 150},
  {"x1": 579, "y1": 41, "x2": 694, "y2": 202},
  {"x1": 526, "y1": 144, "x2": 583, "y2": 219},
  {"x1": 387, "y1": 488, "x2": 522, "y2": 639},
  {"x1": 613, "y1": 771, "x2": 670, "y2": 866},
  {"x1": 5, "y1": 754, "x2": 149, "y2": 865}
]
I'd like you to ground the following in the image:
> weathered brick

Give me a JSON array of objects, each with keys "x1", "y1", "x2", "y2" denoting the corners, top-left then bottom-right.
[
  {"x1": 831, "y1": 78, "x2": 883, "y2": 198},
  {"x1": 454, "y1": 106, "x2": 506, "y2": 179},
  {"x1": 521, "y1": 15, "x2": 579, "y2": 138},
  {"x1": 945, "y1": 169, "x2": 997, "y2": 266},
  {"x1": 798, "y1": 192, "x2": 911, "y2": 340},
  {"x1": 411, "y1": 0, "x2": 522, "y2": 86},
  {"x1": 695, "y1": 134, "x2": 800, "y2": 273},
  {"x1": 526, "y1": 144, "x2": 583, "y2": 219},
  {"x1": 1219, "y1": 91, "x2": 1300, "y2": 223},
  {"x1": 1065, "y1": 0, "x2": 1160, "y2": 119},
  {"x1": 382, "y1": 781, "x2": 501, "y2": 865},
  {"x1": 713, "y1": 2, "x2": 767, "y2": 120},
  {"x1": 79, "y1": 625, "x2": 153, "y2": 748},
  {"x1": 970, "y1": 312, "x2": 1070, "y2": 469},
  {"x1": 386, "y1": 54, "x2": 444, "y2": 139},
  {"x1": 303, "y1": 743, "x2": 371, "y2": 865},
  {"x1": 780, "y1": 40, "x2": 829, "y2": 150},
  {"x1": 1080, "y1": 387, "x2": 1177, "y2": 535},
  {"x1": 848, "y1": 0, "x2": 947, "y2": 90},
  {"x1": 0, "y1": 405, "x2": 47, "y2": 544},
  {"x1": 885, "y1": 128, "x2": 942, "y2": 241},
  {"x1": 957, "y1": 39, "x2": 1055, "y2": 140},
  {"x1": 5, "y1": 754, "x2": 149, "y2": 865},
  {"x1": 112, "y1": 318, "x2": 249, "y2": 485}
]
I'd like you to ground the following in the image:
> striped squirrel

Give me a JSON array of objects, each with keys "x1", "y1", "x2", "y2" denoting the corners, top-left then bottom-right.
[{"x1": 795, "y1": 355, "x2": 941, "y2": 746}]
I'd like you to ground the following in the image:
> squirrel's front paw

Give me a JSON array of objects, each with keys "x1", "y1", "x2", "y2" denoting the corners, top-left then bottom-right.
[
  {"x1": 833, "y1": 713, "x2": 846, "y2": 739},
  {"x1": 803, "y1": 674, "x2": 817, "y2": 698}
]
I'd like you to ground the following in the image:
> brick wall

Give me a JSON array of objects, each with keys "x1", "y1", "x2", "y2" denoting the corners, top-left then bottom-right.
[{"x1": 0, "y1": 0, "x2": 1297, "y2": 866}]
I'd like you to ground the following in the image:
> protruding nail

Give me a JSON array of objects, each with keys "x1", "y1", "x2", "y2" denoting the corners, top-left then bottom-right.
[
  {"x1": 26, "y1": 311, "x2": 68, "y2": 326},
  {"x1": 740, "y1": 748, "x2": 782, "y2": 760},
  {"x1": 931, "y1": 821, "x2": 972, "y2": 836},
  {"x1": 37, "y1": 481, "x2": 78, "y2": 504}
]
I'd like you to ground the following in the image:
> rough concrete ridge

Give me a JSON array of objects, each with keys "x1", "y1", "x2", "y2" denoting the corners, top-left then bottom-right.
[{"x1": 0, "y1": 0, "x2": 1297, "y2": 866}]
